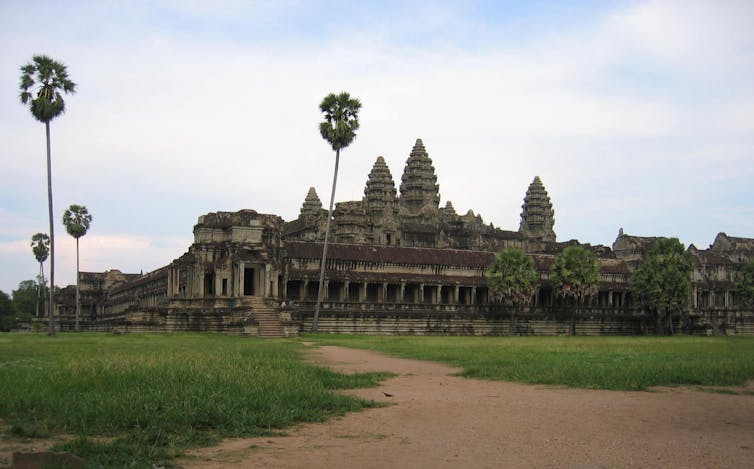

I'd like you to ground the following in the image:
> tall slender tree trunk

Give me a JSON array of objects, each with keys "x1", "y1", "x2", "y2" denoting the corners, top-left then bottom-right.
[
  {"x1": 312, "y1": 148, "x2": 340, "y2": 332},
  {"x1": 45, "y1": 122, "x2": 55, "y2": 336},
  {"x1": 75, "y1": 237, "x2": 80, "y2": 331},
  {"x1": 510, "y1": 306, "x2": 515, "y2": 335},
  {"x1": 36, "y1": 262, "x2": 42, "y2": 317},
  {"x1": 571, "y1": 303, "x2": 577, "y2": 336}
]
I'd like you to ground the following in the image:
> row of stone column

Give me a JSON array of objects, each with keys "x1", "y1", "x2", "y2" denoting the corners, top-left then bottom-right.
[
  {"x1": 693, "y1": 287, "x2": 736, "y2": 308},
  {"x1": 286, "y1": 279, "x2": 485, "y2": 305}
]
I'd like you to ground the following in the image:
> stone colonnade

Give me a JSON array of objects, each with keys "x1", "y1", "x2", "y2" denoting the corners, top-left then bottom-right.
[{"x1": 284, "y1": 279, "x2": 489, "y2": 305}]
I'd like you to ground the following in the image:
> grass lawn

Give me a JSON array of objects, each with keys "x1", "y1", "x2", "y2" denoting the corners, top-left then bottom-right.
[
  {"x1": 309, "y1": 334, "x2": 754, "y2": 391},
  {"x1": 0, "y1": 333, "x2": 390, "y2": 468},
  {"x1": 4, "y1": 333, "x2": 753, "y2": 467}
]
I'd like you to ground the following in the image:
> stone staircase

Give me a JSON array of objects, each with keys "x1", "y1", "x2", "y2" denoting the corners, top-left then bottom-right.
[{"x1": 250, "y1": 297, "x2": 285, "y2": 338}]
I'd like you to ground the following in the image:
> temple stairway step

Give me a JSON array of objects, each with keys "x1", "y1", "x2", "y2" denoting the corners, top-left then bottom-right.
[{"x1": 249, "y1": 297, "x2": 285, "y2": 338}]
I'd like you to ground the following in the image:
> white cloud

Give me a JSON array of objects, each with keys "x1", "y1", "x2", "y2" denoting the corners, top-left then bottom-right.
[{"x1": 1, "y1": 0, "x2": 753, "y2": 293}]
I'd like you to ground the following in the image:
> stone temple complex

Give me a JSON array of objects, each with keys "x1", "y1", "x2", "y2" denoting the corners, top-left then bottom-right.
[{"x1": 54, "y1": 139, "x2": 754, "y2": 336}]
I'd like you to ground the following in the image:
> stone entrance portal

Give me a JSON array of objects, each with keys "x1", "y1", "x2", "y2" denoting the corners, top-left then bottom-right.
[{"x1": 243, "y1": 268, "x2": 255, "y2": 296}]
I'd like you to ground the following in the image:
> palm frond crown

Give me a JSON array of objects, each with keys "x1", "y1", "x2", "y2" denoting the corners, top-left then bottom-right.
[
  {"x1": 319, "y1": 92, "x2": 361, "y2": 151},
  {"x1": 63, "y1": 205, "x2": 92, "y2": 239},
  {"x1": 31, "y1": 233, "x2": 50, "y2": 264},
  {"x1": 19, "y1": 55, "x2": 76, "y2": 123}
]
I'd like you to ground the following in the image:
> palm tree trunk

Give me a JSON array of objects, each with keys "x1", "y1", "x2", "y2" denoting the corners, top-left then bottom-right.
[
  {"x1": 312, "y1": 148, "x2": 340, "y2": 332},
  {"x1": 45, "y1": 121, "x2": 55, "y2": 336},
  {"x1": 36, "y1": 262, "x2": 42, "y2": 317},
  {"x1": 75, "y1": 237, "x2": 80, "y2": 331},
  {"x1": 510, "y1": 306, "x2": 515, "y2": 335},
  {"x1": 568, "y1": 296, "x2": 576, "y2": 336},
  {"x1": 571, "y1": 304, "x2": 577, "y2": 336}
]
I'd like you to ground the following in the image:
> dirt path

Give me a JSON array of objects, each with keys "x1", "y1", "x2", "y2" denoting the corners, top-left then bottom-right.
[{"x1": 181, "y1": 345, "x2": 753, "y2": 468}]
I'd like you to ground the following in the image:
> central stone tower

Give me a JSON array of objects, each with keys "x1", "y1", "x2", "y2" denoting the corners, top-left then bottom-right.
[
  {"x1": 398, "y1": 138, "x2": 441, "y2": 246},
  {"x1": 519, "y1": 176, "x2": 556, "y2": 242}
]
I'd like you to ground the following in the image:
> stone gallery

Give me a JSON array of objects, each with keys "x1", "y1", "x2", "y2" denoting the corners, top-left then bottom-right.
[{"x1": 55, "y1": 139, "x2": 754, "y2": 336}]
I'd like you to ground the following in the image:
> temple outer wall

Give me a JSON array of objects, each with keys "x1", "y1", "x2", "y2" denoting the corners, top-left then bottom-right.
[{"x1": 290, "y1": 303, "x2": 754, "y2": 337}]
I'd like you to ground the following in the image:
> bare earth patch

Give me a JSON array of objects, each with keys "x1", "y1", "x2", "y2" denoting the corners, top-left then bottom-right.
[{"x1": 178, "y1": 345, "x2": 754, "y2": 468}]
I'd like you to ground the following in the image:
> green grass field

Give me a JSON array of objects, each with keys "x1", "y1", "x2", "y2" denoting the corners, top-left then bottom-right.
[
  {"x1": 2, "y1": 333, "x2": 754, "y2": 468},
  {"x1": 310, "y1": 335, "x2": 754, "y2": 391},
  {"x1": 0, "y1": 333, "x2": 390, "y2": 468}
]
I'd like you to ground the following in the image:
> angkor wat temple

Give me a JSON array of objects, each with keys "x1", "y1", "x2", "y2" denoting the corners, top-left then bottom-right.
[{"x1": 55, "y1": 139, "x2": 754, "y2": 336}]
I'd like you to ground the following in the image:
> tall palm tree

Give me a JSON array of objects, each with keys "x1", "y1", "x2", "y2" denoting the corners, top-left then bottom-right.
[
  {"x1": 313, "y1": 92, "x2": 361, "y2": 332},
  {"x1": 31, "y1": 232, "x2": 50, "y2": 318},
  {"x1": 19, "y1": 55, "x2": 77, "y2": 335},
  {"x1": 63, "y1": 204, "x2": 92, "y2": 331}
]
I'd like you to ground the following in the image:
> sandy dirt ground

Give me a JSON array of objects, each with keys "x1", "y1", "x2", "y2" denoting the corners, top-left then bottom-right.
[{"x1": 178, "y1": 344, "x2": 754, "y2": 469}]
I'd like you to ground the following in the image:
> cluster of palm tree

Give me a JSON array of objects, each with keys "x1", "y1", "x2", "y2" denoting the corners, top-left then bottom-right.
[
  {"x1": 488, "y1": 246, "x2": 600, "y2": 336},
  {"x1": 20, "y1": 55, "x2": 92, "y2": 334},
  {"x1": 631, "y1": 238, "x2": 692, "y2": 335}
]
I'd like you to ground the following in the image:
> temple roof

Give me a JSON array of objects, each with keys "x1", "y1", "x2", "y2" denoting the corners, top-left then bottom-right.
[
  {"x1": 195, "y1": 209, "x2": 281, "y2": 229},
  {"x1": 286, "y1": 241, "x2": 494, "y2": 268}
]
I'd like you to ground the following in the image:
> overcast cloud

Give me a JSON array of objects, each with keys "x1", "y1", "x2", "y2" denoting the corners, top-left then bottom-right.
[{"x1": 1, "y1": 0, "x2": 753, "y2": 294}]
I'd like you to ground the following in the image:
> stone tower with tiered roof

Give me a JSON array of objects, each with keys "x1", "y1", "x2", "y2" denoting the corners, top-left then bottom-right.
[
  {"x1": 299, "y1": 187, "x2": 323, "y2": 218},
  {"x1": 399, "y1": 139, "x2": 440, "y2": 218},
  {"x1": 398, "y1": 139, "x2": 441, "y2": 246},
  {"x1": 519, "y1": 176, "x2": 556, "y2": 242},
  {"x1": 363, "y1": 156, "x2": 399, "y2": 245}
]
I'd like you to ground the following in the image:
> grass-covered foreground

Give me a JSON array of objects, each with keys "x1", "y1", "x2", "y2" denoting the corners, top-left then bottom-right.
[
  {"x1": 312, "y1": 335, "x2": 754, "y2": 391},
  {"x1": 0, "y1": 333, "x2": 390, "y2": 468},
  {"x1": 3, "y1": 334, "x2": 754, "y2": 467}
]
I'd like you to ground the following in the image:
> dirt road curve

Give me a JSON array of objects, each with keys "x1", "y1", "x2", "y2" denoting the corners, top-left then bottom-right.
[{"x1": 182, "y1": 345, "x2": 754, "y2": 468}]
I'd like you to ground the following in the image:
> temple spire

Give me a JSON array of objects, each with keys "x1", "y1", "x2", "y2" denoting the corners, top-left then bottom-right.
[
  {"x1": 519, "y1": 176, "x2": 556, "y2": 242},
  {"x1": 299, "y1": 187, "x2": 323, "y2": 218},
  {"x1": 399, "y1": 138, "x2": 440, "y2": 215}
]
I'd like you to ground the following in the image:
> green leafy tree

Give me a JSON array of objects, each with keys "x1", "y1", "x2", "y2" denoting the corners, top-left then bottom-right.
[
  {"x1": 313, "y1": 92, "x2": 361, "y2": 332},
  {"x1": 735, "y1": 260, "x2": 754, "y2": 310},
  {"x1": 551, "y1": 246, "x2": 600, "y2": 335},
  {"x1": 20, "y1": 55, "x2": 77, "y2": 335},
  {"x1": 631, "y1": 238, "x2": 692, "y2": 335},
  {"x1": 31, "y1": 232, "x2": 50, "y2": 317},
  {"x1": 0, "y1": 290, "x2": 15, "y2": 332},
  {"x1": 63, "y1": 204, "x2": 92, "y2": 331},
  {"x1": 487, "y1": 248, "x2": 538, "y2": 333},
  {"x1": 12, "y1": 280, "x2": 38, "y2": 320}
]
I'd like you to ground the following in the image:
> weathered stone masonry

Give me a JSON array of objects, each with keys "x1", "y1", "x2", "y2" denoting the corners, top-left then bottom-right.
[{"x1": 54, "y1": 139, "x2": 754, "y2": 336}]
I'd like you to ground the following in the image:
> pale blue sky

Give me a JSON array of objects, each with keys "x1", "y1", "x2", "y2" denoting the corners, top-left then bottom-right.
[{"x1": 1, "y1": 0, "x2": 753, "y2": 294}]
